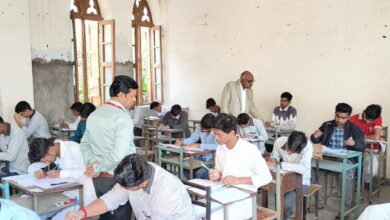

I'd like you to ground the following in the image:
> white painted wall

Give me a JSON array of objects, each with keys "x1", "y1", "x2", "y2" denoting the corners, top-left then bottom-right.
[{"x1": 0, "y1": 0, "x2": 34, "y2": 121}]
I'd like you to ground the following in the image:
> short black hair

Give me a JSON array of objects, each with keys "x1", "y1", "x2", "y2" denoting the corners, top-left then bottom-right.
[
  {"x1": 80, "y1": 102, "x2": 96, "y2": 118},
  {"x1": 206, "y1": 98, "x2": 217, "y2": 109},
  {"x1": 28, "y1": 138, "x2": 55, "y2": 163},
  {"x1": 200, "y1": 113, "x2": 216, "y2": 130},
  {"x1": 171, "y1": 104, "x2": 182, "y2": 117},
  {"x1": 287, "y1": 131, "x2": 307, "y2": 154},
  {"x1": 365, "y1": 104, "x2": 382, "y2": 120},
  {"x1": 70, "y1": 102, "x2": 83, "y2": 113},
  {"x1": 114, "y1": 154, "x2": 152, "y2": 188},
  {"x1": 109, "y1": 75, "x2": 138, "y2": 97},
  {"x1": 150, "y1": 101, "x2": 160, "y2": 110},
  {"x1": 0, "y1": 116, "x2": 4, "y2": 124},
  {"x1": 237, "y1": 113, "x2": 250, "y2": 125},
  {"x1": 335, "y1": 103, "x2": 352, "y2": 115},
  {"x1": 211, "y1": 113, "x2": 237, "y2": 134},
  {"x1": 15, "y1": 101, "x2": 32, "y2": 113},
  {"x1": 281, "y1": 92, "x2": 293, "y2": 101}
]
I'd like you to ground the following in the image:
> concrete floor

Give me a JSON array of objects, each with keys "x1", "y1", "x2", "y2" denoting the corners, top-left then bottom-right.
[{"x1": 262, "y1": 185, "x2": 390, "y2": 220}]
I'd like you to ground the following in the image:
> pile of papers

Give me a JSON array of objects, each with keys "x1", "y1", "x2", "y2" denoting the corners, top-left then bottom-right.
[{"x1": 2, "y1": 174, "x2": 77, "y2": 189}]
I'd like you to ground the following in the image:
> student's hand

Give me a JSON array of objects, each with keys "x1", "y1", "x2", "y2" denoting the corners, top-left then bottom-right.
[
  {"x1": 222, "y1": 176, "x2": 241, "y2": 185},
  {"x1": 65, "y1": 210, "x2": 84, "y2": 220},
  {"x1": 47, "y1": 170, "x2": 60, "y2": 178},
  {"x1": 209, "y1": 169, "x2": 221, "y2": 182},
  {"x1": 345, "y1": 137, "x2": 355, "y2": 146},
  {"x1": 60, "y1": 122, "x2": 69, "y2": 129},
  {"x1": 34, "y1": 170, "x2": 46, "y2": 180},
  {"x1": 175, "y1": 140, "x2": 183, "y2": 146},
  {"x1": 243, "y1": 134, "x2": 254, "y2": 139},
  {"x1": 312, "y1": 130, "x2": 323, "y2": 138},
  {"x1": 85, "y1": 162, "x2": 99, "y2": 178},
  {"x1": 266, "y1": 159, "x2": 276, "y2": 167},
  {"x1": 264, "y1": 121, "x2": 271, "y2": 128},
  {"x1": 159, "y1": 124, "x2": 169, "y2": 129},
  {"x1": 186, "y1": 143, "x2": 200, "y2": 148}
]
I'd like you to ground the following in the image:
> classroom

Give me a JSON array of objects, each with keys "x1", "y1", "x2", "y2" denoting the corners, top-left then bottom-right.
[{"x1": 0, "y1": 0, "x2": 390, "y2": 219}]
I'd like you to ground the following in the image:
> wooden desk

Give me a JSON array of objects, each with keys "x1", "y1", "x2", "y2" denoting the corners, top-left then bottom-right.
[
  {"x1": 261, "y1": 170, "x2": 302, "y2": 220},
  {"x1": 2, "y1": 179, "x2": 83, "y2": 215},
  {"x1": 265, "y1": 127, "x2": 293, "y2": 146},
  {"x1": 51, "y1": 126, "x2": 75, "y2": 139},
  {"x1": 311, "y1": 150, "x2": 362, "y2": 220},
  {"x1": 147, "y1": 127, "x2": 185, "y2": 143}
]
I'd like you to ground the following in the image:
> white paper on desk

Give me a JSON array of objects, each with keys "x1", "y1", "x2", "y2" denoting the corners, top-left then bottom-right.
[
  {"x1": 211, "y1": 187, "x2": 250, "y2": 204},
  {"x1": 2, "y1": 174, "x2": 34, "y2": 182},
  {"x1": 322, "y1": 146, "x2": 350, "y2": 156},
  {"x1": 188, "y1": 179, "x2": 225, "y2": 191},
  {"x1": 233, "y1": 184, "x2": 258, "y2": 193},
  {"x1": 34, "y1": 178, "x2": 77, "y2": 189},
  {"x1": 161, "y1": 143, "x2": 180, "y2": 149}
]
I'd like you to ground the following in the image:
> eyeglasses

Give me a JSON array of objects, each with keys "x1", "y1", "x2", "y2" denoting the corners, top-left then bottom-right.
[{"x1": 244, "y1": 79, "x2": 255, "y2": 84}]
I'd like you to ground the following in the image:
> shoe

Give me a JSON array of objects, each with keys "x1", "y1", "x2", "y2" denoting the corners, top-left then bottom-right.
[{"x1": 318, "y1": 202, "x2": 325, "y2": 209}]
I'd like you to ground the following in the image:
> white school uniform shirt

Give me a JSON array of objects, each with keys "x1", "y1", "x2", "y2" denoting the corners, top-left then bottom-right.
[
  {"x1": 28, "y1": 140, "x2": 96, "y2": 206},
  {"x1": 23, "y1": 111, "x2": 51, "y2": 139},
  {"x1": 0, "y1": 124, "x2": 29, "y2": 174},
  {"x1": 272, "y1": 136, "x2": 313, "y2": 186},
  {"x1": 101, "y1": 163, "x2": 196, "y2": 220},
  {"x1": 157, "y1": 106, "x2": 169, "y2": 117},
  {"x1": 240, "y1": 84, "x2": 246, "y2": 113},
  {"x1": 358, "y1": 203, "x2": 390, "y2": 220},
  {"x1": 67, "y1": 115, "x2": 81, "y2": 130}
]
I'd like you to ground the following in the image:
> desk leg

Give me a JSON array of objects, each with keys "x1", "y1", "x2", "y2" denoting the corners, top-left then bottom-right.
[
  {"x1": 261, "y1": 189, "x2": 268, "y2": 207},
  {"x1": 33, "y1": 195, "x2": 38, "y2": 213},
  {"x1": 189, "y1": 156, "x2": 194, "y2": 179},
  {"x1": 252, "y1": 195, "x2": 257, "y2": 220},
  {"x1": 369, "y1": 144, "x2": 374, "y2": 203},
  {"x1": 295, "y1": 176, "x2": 303, "y2": 220},
  {"x1": 356, "y1": 154, "x2": 362, "y2": 218},
  {"x1": 224, "y1": 205, "x2": 229, "y2": 220},
  {"x1": 315, "y1": 159, "x2": 319, "y2": 217},
  {"x1": 79, "y1": 187, "x2": 84, "y2": 208},
  {"x1": 340, "y1": 159, "x2": 347, "y2": 220}
]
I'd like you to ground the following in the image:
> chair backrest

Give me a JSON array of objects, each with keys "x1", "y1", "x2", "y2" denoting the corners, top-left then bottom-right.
[
  {"x1": 381, "y1": 126, "x2": 388, "y2": 142},
  {"x1": 182, "y1": 180, "x2": 211, "y2": 220},
  {"x1": 312, "y1": 143, "x2": 323, "y2": 160}
]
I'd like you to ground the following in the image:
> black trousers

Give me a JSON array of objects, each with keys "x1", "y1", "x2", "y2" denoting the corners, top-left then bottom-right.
[{"x1": 92, "y1": 177, "x2": 132, "y2": 220}]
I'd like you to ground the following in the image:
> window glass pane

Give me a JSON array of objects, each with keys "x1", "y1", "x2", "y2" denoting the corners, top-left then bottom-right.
[
  {"x1": 156, "y1": 84, "x2": 161, "y2": 100},
  {"x1": 103, "y1": 24, "x2": 112, "y2": 42},
  {"x1": 104, "y1": 67, "x2": 113, "y2": 102},
  {"x1": 104, "y1": 44, "x2": 112, "y2": 62},
  {"x1": 154, "y1": 29, "x2": 160, "y2": 47},
  {"x1": 75, "y1": 19, "x2": 85, "y2": 102},
  {"x1": 154, "y1": 47, "x2": 160, "y2": 65},
  {"x1": 85, "y1": 20, "x2": 100, "y2": 105},
  {"x1": 141, "y1": 27, "x2": 151, "y2": 104}
]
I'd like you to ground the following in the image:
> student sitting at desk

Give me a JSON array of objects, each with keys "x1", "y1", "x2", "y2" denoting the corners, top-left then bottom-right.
[
  {"x1": 60, "y1": 101, "x2": 83, "y2": 130},
  {"x1": 14, "y1": 101, "x2": 51, "y2": 140},
  {"x1": 150, "y1": 101, "x2": 169, "y2": 119},
  {"x1": 175, "y1": 113, "x2": 217, "y2": 179},
  {"x1": 0, "y1": 116, "x2": 29, "y2": 177},
  {"x1": 265, "y1": 92, "x2": 297, "y2": 130},
  {"x1": 310, "y1": 103, "x2": 365, "y2": 209},
  {"x1": 206, "y1": 98, "x2": 220, "y2": 116},
  {"x1": 28, "y1": 138, "x2": 96, "y2": 220},
  {"x1": 160, "y1": 104, "x2": 191, "y2": 138},
  {"x1": 209, "y1": 114, "x2": 272, "y2": 219},
  {"x1": 350, "y1": 104, "x2": 383, "y2": 184},
  {"x1": 237, "y1": 113, "x2": 268, "y2": 153},
  {"x1": 268, "y1": 131, "x2": 313, "y2": 220},
  {"x1": 65, "y1": 154, "x2": 196, "y2": 220},
  {"x1": 68, "y1": 102, "x2": 96, "y2": 143}
]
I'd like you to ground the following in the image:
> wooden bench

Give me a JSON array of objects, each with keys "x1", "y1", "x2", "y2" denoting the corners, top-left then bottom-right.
[
  {"x1": 257, "y1": 206, "x2": 278, "y2": 220},
  {"x1": 303, "y1": 184, "x2": 321, "y2": 220}
]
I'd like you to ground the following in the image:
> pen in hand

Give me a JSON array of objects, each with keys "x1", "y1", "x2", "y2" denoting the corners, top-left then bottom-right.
[{"x1": 201, "y1": 163, "x2": 210, "y2": 171}]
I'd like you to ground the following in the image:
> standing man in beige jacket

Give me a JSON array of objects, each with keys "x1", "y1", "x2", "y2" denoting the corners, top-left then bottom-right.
[{"x1": 221, "y1": 71, "x2": 261, "y2": 119}]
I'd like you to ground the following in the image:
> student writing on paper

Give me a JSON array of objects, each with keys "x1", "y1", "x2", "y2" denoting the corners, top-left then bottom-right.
[
  {"x1": 0, "y1": 116, "x2": 30, "y2": 177},
  {"x1": 237, "y1": 113, "x2": 268, "y2": 153},
  {"x1": 268, "y1": 131, "x2": 313, "y2": 220},
  {"x1": 208, "y1": 114, "x2": 272, "y2": 219},
  {"x1": 160, "y1": 104, "x2": 191, "y2": 138},
  {"x1": 27, "y1": 138, "x2": 96, "y2": 220},
  {"x1": 175, "y1": 113, "x2": 217, "y2": 179},
  {"x1": 206, "y1": 98, "x2": 220, "y2": 116},
  {"x1": 264, "y1": 92, "x2": 297, "y2": 130},
  {"x1": 310, "y1": 103, "x2": 365, "y2": 210},
  {"x1": 60, "y1": 101, "x2": 83, "y2": 130},
  {"x1": 150, "y1": 101, "x2": 169, "y2": 119},
  {"x1": 65, "y1": 154, "x2": 196, "y2": 220},
  {"x1": 350, "y1": 104, "x2": 383, "y2": 184},
  {"x1": 68, "y1": 102, "x2": 96, "y2": 143}
]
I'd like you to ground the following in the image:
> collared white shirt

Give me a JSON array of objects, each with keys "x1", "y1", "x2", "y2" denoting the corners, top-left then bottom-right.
[
  {"x1": 0, "y1": 124, "x2": 29, "y2": 174},
  {"x1": 215, "y1": 137, "x2": 272, "y2": 189},
  {"x1": 23, "y1": 111, "x2": 51, "y2": 139},
  {"x1": 358, "y1": 203, "x2": 390, "y2": 220},
  {"x1": 240, "y1": 83, "x2": 246, "y2": 113},
  {"x1": 101, "y1": 163, "x2": 196, "y2": 220},
  {"x1": 157, "y1": 106, "x2": 169, "y2": 117},
  {"x1": 272, "y1": 136, "x2": 313, "y2": 186}
]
